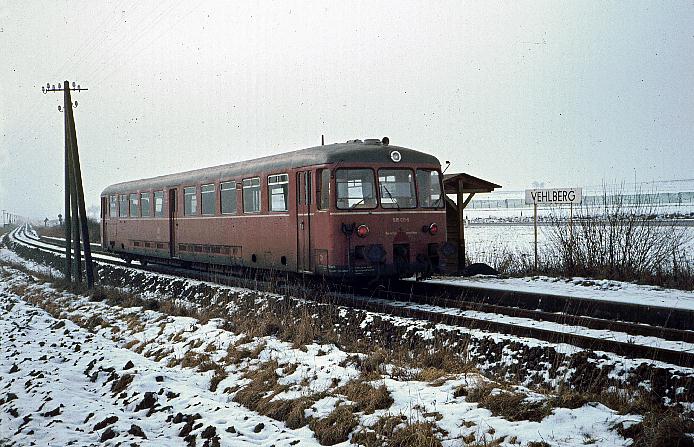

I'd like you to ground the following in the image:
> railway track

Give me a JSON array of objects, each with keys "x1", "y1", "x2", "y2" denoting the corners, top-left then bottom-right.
[{"x1": 6, "y1": 224, "x2": 694, "y2": 368}]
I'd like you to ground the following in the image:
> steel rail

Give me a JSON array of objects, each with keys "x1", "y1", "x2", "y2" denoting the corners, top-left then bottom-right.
[{"x1": 7, "y1": 225, "x2": 694, "y2": 368}]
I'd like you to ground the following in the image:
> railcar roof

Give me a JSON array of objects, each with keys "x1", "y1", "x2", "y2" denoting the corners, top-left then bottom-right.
[{"x1": 101, "y1": 141, "x2": 441, "y2": 195}]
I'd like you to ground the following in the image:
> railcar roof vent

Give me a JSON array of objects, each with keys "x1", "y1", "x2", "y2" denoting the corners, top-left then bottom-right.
[
  {"x1": 363, "y1": 138, "x2": 382, "y2": 145},
  {"x1": 346, "y1": 139, "x2": 363, "y2": 144}
]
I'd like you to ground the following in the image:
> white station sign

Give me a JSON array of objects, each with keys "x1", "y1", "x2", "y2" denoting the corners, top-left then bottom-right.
[{"x1": 525, "y1": 188, "x2": 583, "y2": 205}]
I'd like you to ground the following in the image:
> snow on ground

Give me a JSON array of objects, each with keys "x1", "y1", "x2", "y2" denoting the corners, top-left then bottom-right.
[
  {"x1": 0, "y1": 247, "x2": 63, "y2": 278},
  {"x1": 463, "y1": 223, "x2": 694, "y2": 263},
  {"x1": 0, "y1": 264, "x2": 644, "y2": 446},
  {"x1": 426, "y1": 274, "x2": 694, "y2": 311},
  {"x1": 0, "y1": 269, "x2": 312, "y2": 446},
  {"x1": 9, "y1": 227, "x2": 126, "y2": 264},
  {"x1": 397, "y1": 301, "x2": 694, "y2": 354}
]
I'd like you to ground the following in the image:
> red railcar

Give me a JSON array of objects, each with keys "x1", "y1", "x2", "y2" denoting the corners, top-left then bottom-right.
[{"x1": 100, "y1": 138, "x2": 453, "y2": 278}]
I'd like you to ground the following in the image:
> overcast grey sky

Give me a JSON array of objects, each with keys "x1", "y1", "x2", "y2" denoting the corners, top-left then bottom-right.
[{"x1": 1, "y1": 1, "x2": 693, "y2": 219}]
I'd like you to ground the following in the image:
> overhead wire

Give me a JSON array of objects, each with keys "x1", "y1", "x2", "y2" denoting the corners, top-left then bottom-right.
[
  {"x1": 50, "y1": 0, "x2": 134, "y2": 82},
  {"x1": 82, "y1": 1, "x2": 179, "y2": 84},
  {"x1": 91, "y1": 1, "x2": 203, "y2": 88},
  {"x1": 71, "y1": 0, "x2": 160, "y2": 82},
  {"x1": 5, "y1": 1, "x2": 157, "y2": 146}
]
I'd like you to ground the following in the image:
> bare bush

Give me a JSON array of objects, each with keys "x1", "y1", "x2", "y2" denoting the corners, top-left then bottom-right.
[{"x1": 544, "y1": 185, "x2": 693, "y2": 289}]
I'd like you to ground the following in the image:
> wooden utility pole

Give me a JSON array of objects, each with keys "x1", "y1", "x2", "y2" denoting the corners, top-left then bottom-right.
[
  {"x1": 43, "y1": 81, "x2": 94, "y2": 288},
  {"x1": 63, "y1": 102, "x2": 72, "y2": 280},
  {"x1": 65, "y1": 82, "x2": 94, "y2": 287}
]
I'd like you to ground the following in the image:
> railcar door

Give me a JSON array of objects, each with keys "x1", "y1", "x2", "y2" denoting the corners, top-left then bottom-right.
[
  {"x1": 101, "y1": 196, "x2": 108, "y2": 249},
  {"x1": 168, "y1": 188, "x2": 177, "y2": 258},
  {"x1": 296, "y1": 171, "x2": 312, "y2": 272}
]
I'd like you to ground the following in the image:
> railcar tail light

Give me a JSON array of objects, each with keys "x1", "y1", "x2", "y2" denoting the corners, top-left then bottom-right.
[
  {"x1": 428, "y1": 223, "x2": 439, "y2": 235},
  {"x1": 356, "y1": 224, "x2": 370, "y2": 238}
]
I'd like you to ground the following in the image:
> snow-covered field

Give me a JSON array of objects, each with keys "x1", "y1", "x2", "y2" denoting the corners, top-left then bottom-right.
[
  {"x1": 0, "y1": 265, "x2": 646, "y2": 446},
  {"x1": 2, "y1": 233, "x2": 693, "y2": 446},
  {"x1": 463, "y1": 224, "x2": 694, "y2": 264}
]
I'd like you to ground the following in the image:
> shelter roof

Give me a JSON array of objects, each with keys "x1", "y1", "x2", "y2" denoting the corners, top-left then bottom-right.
[{"x1": 443, "y1": 173, "x2": 501, "y2": 194}]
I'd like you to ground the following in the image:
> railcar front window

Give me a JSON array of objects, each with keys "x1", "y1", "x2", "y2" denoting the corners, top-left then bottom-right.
[
  {"x1": 109, "y1": 195, "x2": 117, "y2": 217},
  {"x1": 201, "y1": 184, "x2": 216, "y2": 215},
  {"x1": 243, "y1": 177, "x2": 261, "y2": 213},
  {"x1": 416, "y1": 169, "x2": 444, "y2": 208},
  {"x1": 154, "y1": 191, "x2": 164, "y2": 217},
  {"x1": 184, "y1": 187, "x2": 197, "y2": 215},
  {"x1": 220, "y1": 182, "x2": 237, "y2": 214},
  {"x1": 335, "y1": 169, "x2": 377, "y2": 209},
  {"x1": 378, "y1": 169, "x2": 416, "y2": 209},
  {"x1": 268, "y1": 174, "x2": 289, "y2": 212}
]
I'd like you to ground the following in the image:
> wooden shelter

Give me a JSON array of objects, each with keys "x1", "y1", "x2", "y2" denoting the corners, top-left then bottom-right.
[{"x1": 443, "y1": 173, "x2": 501, "y2": 272}]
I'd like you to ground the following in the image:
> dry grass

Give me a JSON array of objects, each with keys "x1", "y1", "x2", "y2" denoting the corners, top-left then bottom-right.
[
  {"x1": 480, "y1": 391, "x2": 550, "y2": 423},
  {"x1": 231, "y1": 360, "x2": 321, "y2": 429},
  {"x1": 83, "y1": 314, "x2": 108, "y2": 331},
  {"x1": 597, "y1": 388, "x2": 660, "y2": 415},
  {"x1": 416, "y1": 368, "x2": 453, "y2": 384},
  {"x1": 291, "y1": 308, "x2": 318, "y2": 348},
  {"x1": 340, "y1": 351, "x2": 388, "y2": 379},
  {"x1": 309, "y1": 405, "x2": 358, "y2": 446},
  {"x1": 352, "y1": 415, "x2": 443, "y2": 447},
  {"x1": 464, "y1": 383, "x2": 550, "y2": 422},
  {"x1": 232, "y1": 361, "x2": 287, "y2": 411},
  {"x1": 208, "y1": 365, "x2": 228, "y2": 392},
  {"x1": 616, "y1": 408, "x2": 694, "y2": 447},
  {"x1": 123, "y1": 314, "x2": 145, "y2": 333},
  {"x1": 265, "y1": 396, "x2": 316, "y2": 430},
  {"x1": 224, "y1": 345, "x2": 253, "y2": 365},
  {"x1": 180, "y1": 351, "x2": 210, "y2": 369},
  {"x1": 337, "y1": 380, "x2": 393, "y2": 414}
]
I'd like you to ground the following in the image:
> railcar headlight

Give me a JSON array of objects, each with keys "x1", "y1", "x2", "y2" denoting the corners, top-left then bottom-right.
[
  {"x1": 428, "y1": 223, "x2": 439, "y2": 235},
  {"x1": 356, "y1": 224, "x2": 370, "y2": 238}
]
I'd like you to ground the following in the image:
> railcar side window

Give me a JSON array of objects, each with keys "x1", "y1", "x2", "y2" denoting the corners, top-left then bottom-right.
[
  {"x1": 184, "y1": 187, "x2": 197, "y2": 215},
  {"x1": 335, "y1": 169, "x2": 377, "y2": 209},
  {"x1": 201, "y1": 184, "x2": 216, "y2": 215},
  {"x1": 119, "y1": 194, "x2": 128, "y2": 217},
  {"x1": 109, "y1": 195, "x2": 117, "y2": 217},
  {"x1": 243, "y1": 177, "x2": 261, "y2": 213},
  {"x1": 318, "y1": 169, "x2": 330, "y2": 210},
  {"x1": 268, "y1": 174, "x2": 289, "y2": 212},
  {"x1": 154, "y1": 191, "x2": 164, "y2": 217},
  {"x1": 378, "y1": 169, "x2": 416, "y2": 209},
  {"x1": 220, "y1": 182, "x2": 237, "y2": 214},
  {"x1": 129, "y1": 193, "x2": 139, "y2": 217},
  {"x1": 416, "y1": 169, "x2": 444, "y2": 208},
  {"x1": 140, "y1": 192, "x2": 151, "y2": 217}
]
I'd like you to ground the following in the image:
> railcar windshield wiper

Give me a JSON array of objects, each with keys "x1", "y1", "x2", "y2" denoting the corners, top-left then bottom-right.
[{"x1": 381, "y1": 185, "x2": 400, "y2": 211}]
